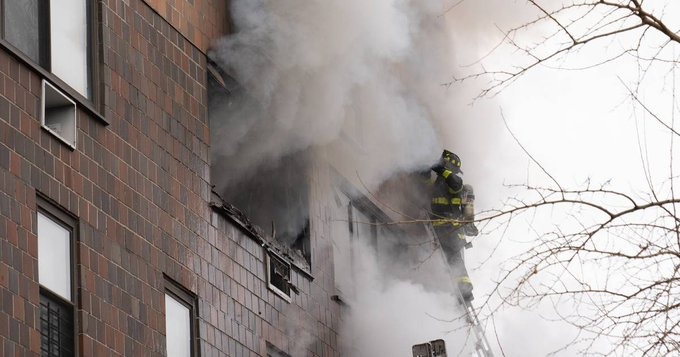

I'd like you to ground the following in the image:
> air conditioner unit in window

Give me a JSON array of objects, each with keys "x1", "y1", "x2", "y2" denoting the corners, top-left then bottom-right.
[{"x1": 41, "y1": 80, "x2": 77, "y2": 149}]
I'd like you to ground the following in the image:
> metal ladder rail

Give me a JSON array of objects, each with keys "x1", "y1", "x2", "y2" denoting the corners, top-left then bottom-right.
[
  {"x1": 423, "y1": 220, "x2": 495, "y2": 357},
  {"x1": 462, "y1": 297, "x2": 494, "y2": 357}
]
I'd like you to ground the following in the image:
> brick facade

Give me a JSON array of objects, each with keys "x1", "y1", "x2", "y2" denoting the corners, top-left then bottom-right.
[
  {"x1": 0, "y1": 1, "x2": 339, "y2": 356},
  {"x1": 144, "y1": 0, "x2": 229, "y2": 53}
]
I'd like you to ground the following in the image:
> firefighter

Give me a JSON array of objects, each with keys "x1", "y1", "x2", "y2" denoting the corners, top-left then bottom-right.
[{"x1": 429, "y1": 150, "x2": 478, "y2": 302}]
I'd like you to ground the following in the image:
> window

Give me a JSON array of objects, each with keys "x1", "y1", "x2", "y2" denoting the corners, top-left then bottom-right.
[
  {"x1": 291, "y1": 219, "x2": 311, "y2": 265},
  {"x1": 164, "y1": 278, "x2": 199, "y2": 357},
  {"x1": 267, "y1": 252, "x2": 292, "y2": 301},
  {"x1": 220, "y1": 153, "x2": 311, "y2": 262},
  {"x1": 1, "y1": 0, "x2": 91, "y2": 98},
  {"x1": 207, "y1": 59, "x2": 312, "y2": 265},
  {"x1": 37, "y1": 197, "x2": 77, "y2": 357}
]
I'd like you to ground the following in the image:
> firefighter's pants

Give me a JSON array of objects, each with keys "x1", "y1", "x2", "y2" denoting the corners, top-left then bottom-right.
[{"x1": 433, "y1": 223, "x2": 467, "y2": 271}]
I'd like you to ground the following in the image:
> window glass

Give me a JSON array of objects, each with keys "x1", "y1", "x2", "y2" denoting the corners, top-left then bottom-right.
[
  {"x1": 50, "y1": 0, "x2": 89, "y2": 97},
  {"x1": 268, "y1": 253, "x2": 291, "y2": 299},
  {"x1": 40, "y1": 293, "x2": 75, "y2": 356},
  {"x1": 3, "y1": 0, "x2": 42, "y2": 63},
  {"x1": 165, "y1": 293, "x2": 191, "y2": 357},
  {"x1": 37, "y1": 212, "x2": 71, "y2": 301}
]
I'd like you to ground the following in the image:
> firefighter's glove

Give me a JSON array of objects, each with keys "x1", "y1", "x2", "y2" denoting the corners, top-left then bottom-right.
[{"x1": 430, "y1": 163, "x2": 445, "y2": 175}]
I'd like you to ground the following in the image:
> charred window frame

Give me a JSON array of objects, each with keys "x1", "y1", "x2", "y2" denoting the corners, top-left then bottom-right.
[
  {"x1": 164, "y1": 276, "x2": 200, "y2": 357},
  {"x1": 0, "y1": 0, "x2": 105, "y2": 121},
  {"x1": 36, "y1": 194, "x2": 78, "y2": 357}
]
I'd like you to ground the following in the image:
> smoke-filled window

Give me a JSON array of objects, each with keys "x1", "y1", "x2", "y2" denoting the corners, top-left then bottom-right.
[
  {"x1": 220, "y1": 153, "x2": 311, "y2": 260},
  {"x1": 207, "y1": 60, "x2": 312, "y2": 265}
]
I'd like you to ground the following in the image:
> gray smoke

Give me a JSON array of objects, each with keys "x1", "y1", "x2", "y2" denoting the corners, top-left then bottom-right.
[
  {"x1": 208, "y1": 0, "x2": 475, "y2": 249},
  {"x1": 207, "y1": 0, "x2": 520, "y2": 355},
  {"x1": 209, "y1": 1, "x2": 462, "y2": 191}
]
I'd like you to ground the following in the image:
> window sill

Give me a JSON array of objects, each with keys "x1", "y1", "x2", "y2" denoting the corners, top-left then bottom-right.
[
  {"x1": 0, "y1": 39, "x2": 109, "y2": 126},
  {"x1": 269, "y1": 284, "x2": 293, "y2": 303},
  {"x1": 209, "y1": 197, "x2": 314, "y2": 282}
]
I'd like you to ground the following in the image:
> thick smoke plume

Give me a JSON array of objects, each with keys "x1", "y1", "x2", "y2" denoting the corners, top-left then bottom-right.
[
  {"x1": 208, "y1": 0, "x2": 480, "y2": 246},
  {"x1": 207, "y1": 0, "x2": 500, "y2": 354},
  {"x1": 209, "y1": 1, "x2": 464, "y2": 191},
  {"x1": 338, "y1": 238, "x2": 475, "y2": 356}
]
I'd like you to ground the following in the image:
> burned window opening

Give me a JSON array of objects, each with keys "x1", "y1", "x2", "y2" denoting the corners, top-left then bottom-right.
[
  {"x1": 291, "y1": 219, "x2": 311, "y2": 265},
  {"x1": 217, "y1": 153, "x2": 311, "y2": 262},
  {"x1": 207, "y1": 59, "x2": 312, "y2": 266}
]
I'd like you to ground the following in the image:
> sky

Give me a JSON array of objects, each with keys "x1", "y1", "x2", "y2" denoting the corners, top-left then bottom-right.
[
  {"x1": 465, "y1": 66, "x2": 678, "y2": 355},
  {"x1": 447, "y1": 1, "x2": 680, "y2": 355},
  {"x1": 209, "y1": 0, "x2": 680, "y2": 355}
]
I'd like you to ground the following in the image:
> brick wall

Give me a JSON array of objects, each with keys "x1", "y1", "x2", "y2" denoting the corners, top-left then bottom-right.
[
  {"x1": 0, "y1": 47, "x2": 54, "y2": 356},
  {"x1": 143, "y1": 0, "x2": 230, "y2": 52},
  {"x1": 0, "y1": 0, "x2": 340, "y2": 356}
]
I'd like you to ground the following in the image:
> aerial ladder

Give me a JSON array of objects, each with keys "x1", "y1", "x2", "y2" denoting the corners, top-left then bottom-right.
[
  {"x1": 415, "y1": 184, "x2": 494, "y2": 357},
  {"x1": 420, "y1": 221, "x2": 494, "y2": 357}
]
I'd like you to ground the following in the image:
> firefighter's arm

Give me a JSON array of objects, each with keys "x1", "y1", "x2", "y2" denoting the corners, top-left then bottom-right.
[{"x1": 432, "y1": 167, "x2": 463, "y2": 192}]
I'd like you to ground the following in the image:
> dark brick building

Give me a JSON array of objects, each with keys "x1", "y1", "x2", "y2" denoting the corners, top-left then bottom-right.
[{"x1": 0, "y1": 1, "x2": 342, "y2": 356}]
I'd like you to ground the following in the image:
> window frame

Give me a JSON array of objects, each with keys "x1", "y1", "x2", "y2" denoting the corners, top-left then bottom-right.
[
  {"x1": 164, "y1": 276, "x2": 200, "y2": 357},
  {"x1": 36, "y1": 194, "x2": 79, "y2": 357},
  {"x1": 266, "y1": 251, "x2": 292, "y2": 302},
  {"x1": 0, "y1": 0, "x2": 107, "y2": 124}
]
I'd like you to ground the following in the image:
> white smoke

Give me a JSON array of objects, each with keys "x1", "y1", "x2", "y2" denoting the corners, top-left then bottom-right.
[
  {"x1": 209, "y1": 1, "x2": 465, "y2": 191},
  {"x1": 207, "y1": 0, "x2": 522, "y2": 355},
  {"x1": 339, "y1": 239, "x2": 475, "y2": 357}
]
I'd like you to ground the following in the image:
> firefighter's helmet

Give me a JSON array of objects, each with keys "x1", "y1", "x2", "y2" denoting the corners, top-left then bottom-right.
[{"x1": 441, "y1": 150, "x2": 462, "y2": 172}]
